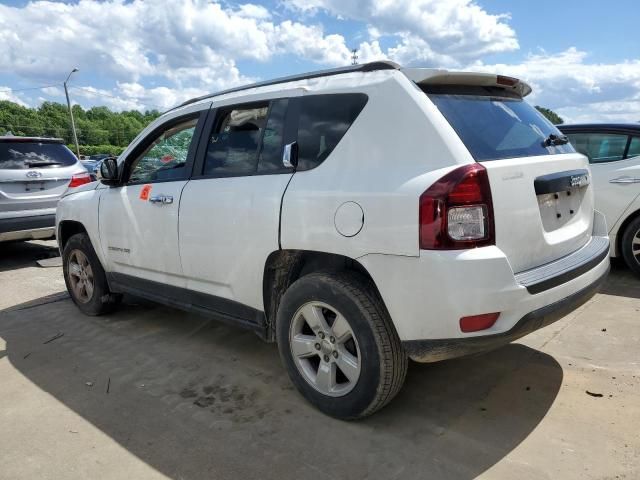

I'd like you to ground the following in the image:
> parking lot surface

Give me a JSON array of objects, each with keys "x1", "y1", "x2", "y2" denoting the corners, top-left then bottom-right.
[{"x1": 1, "y1": 240, "x2": 638, "y2": 480}]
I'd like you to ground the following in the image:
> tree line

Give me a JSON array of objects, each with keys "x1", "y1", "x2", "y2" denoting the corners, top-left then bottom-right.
[
  {"x1": 535, "y1": 106, "x2": 564, "y2": 125},
  {"x1": 0, "y1": 99, "x2": 566, "y2": 157},
  {"x1": 0, "y1": 100, "x2": 161, "y2": 156}
]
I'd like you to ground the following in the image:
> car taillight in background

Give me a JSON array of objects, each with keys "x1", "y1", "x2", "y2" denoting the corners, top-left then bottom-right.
[
  {"x1": 419, "y1": 163, "x2": 495, "y2": 250},
  {"x1": 68, "y1": 172, "x2": 92, "y2": 188}
]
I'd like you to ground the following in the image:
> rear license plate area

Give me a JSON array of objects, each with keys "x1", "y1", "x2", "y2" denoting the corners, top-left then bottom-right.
[
  {"x1": 537, "y1": 187, "x2": 585, "y2": 230},
  {"x1": 534, "y1": 168, "x2": 589, "y2": 231},
  {"x1": 24, "y1": 182, "x2": 45, "y2": 192}
]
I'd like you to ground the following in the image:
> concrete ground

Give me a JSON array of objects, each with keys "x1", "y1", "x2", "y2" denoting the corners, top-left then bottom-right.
[{"x1": 0, "y1": 240, "x2": 638, "y2": 480}]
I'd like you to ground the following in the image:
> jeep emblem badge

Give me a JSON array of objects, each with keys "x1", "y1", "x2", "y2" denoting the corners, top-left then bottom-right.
[{"x1": 570, "y1": 173, "x2": 589, "y2": 188}]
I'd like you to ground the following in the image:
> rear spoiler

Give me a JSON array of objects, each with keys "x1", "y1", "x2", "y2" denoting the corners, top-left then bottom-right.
[{"x1": 402, "y1": 68, "x2": 532, "y2": 98}]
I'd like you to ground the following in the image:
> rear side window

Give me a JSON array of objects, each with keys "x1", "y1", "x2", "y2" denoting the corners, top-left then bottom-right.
[
  {"x1": 296, "y1": 94, "x2": 368, "y2": 171},
  {"x1": 426, "y1": 89, "x2": 575, "y2": 161},
  {"x1": 628, "y1": 137, "x2": 640, "y2": 158},
  {"x1": 565, "y1": 133, "x2": 628, "y2": 163},
  {"x1": 204, "y1": 104, "x2": 269, "y2": 176},
  {"x1": 0, "y1": 142, "x2": 77, "y2": 169}
]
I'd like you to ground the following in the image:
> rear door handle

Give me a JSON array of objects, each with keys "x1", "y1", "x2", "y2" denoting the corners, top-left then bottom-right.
[
  {"x1": 149, "y1": 194, "x2": 173, "y2": 204},
  {"x1": 609, "y1": 176, "x2": 640, "y2": 185}
]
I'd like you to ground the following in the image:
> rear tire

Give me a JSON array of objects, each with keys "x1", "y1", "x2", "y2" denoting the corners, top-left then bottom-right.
[
  {"x1": 620, "y1": 216, "x2": 640, "y2": 277},
  {"x1": 276, "y1": 271, "x2": 407, "y2": 419},
  {"x1": 62, "y1": 233, "x2": 121, "y2": 315}
]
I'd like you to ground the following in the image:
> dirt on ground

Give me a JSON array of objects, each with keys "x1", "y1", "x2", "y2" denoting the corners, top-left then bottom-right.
[{"x1": 0, "y1": 240, "x2": 638, "y2": 480}]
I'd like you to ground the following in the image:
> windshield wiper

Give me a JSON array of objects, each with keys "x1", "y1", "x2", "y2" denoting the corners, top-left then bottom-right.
[{"x1": 542, "y1": 134, "x2": 569, "y2": 147}]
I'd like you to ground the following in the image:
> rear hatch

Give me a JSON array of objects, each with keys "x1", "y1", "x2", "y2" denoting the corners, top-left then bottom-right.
[
  {"x1": 414, "y1": 72, "x2": 593, "y2": 273},
  {"x1": 0, "y1": 139, "x2": 82, "y2": 217}
]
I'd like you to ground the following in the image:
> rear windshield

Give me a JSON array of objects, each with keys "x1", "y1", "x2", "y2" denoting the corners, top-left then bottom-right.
[
  {"x1": 427, "y1": 90, "x2": 575, "y2": 161},
  {"x1": 0, "y1": 142, "x2": 77, "y2": 169}
]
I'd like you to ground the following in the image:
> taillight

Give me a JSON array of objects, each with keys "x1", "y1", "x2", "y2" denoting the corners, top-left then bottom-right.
[
  {"x1": 419, "y1": 163, "x2": 494, "y2": 249},
  {"x1": 496, "y1": 75, "x2": 519, "y2": 87},
  {"x1": 69, "y1": 172, "x2": 92, "y2": 188}
]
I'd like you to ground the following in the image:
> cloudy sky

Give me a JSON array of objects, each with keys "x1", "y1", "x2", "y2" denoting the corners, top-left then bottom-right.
[{"x1": 0, "y1": 0, "x2": 638, "y2": 123}]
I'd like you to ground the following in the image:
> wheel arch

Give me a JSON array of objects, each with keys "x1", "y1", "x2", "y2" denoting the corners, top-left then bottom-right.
[
  {"x1": 616, "y1": 208, "x2": 640, "y2": 257},
  {"x1": 58, "y1": 220, "x2": 88, "y2": 250},
  {"x1": 262, "y1": 250, "x2": 387, "y2": 342}
]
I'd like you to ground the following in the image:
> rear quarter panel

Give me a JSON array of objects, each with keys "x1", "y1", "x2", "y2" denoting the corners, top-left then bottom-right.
[{"x1": 280, "y1": 72, "x2": 473, "y2": 259}]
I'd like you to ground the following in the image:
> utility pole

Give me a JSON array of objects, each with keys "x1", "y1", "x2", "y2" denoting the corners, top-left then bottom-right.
[
  {"x1": 64, "y1": 68, "x2": 81, "y2": 159},
  {"x1": 351, "y1": 49, "x2": 359, "y2": 65}
]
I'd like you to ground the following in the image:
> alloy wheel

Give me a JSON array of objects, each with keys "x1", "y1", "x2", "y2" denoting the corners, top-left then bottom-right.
[
  {"x1": 67, "y1": 249, "x2": 94, "y2": 303},
  {"x1": 289, "y1": 301, "x2": 361, "y2": 397},
  {"x1": 633, "y1": 229, "x2": 640, "y2": 265}
]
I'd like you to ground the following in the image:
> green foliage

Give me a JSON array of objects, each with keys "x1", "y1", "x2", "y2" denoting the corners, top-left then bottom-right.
[
  {"x1": 0, "y1": 100, "x2": 160, "y2": 150},
  {"x1": 68, "y1": 144, "x2": 126, "y2": 156},
  {"x1": 535, "y1": 106, "x2": 564, "y2": 125}
]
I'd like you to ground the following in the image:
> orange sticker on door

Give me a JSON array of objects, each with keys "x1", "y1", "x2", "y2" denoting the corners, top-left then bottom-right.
[{"x1": 139, "y1": 184, "x2": 152, "y2": 201}]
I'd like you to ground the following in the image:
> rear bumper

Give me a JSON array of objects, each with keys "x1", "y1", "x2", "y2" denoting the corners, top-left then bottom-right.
[
  {"x1": 357, "y1": 211, "x2": 610, "y2": 350},
  {"x1": 0, "y1": 214, "x2": 56, "y2": 241},
  {"x1": 514, "y1": 235, "x2": 609, "y2": 294},
  {"x1": 403, "y1": 262, "x2": 609, "y2": 362}
]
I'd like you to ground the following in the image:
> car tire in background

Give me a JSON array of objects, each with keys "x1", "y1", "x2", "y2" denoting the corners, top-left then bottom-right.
[
  {"x1": 276, "y1": 271, "x2": 408, "y2": 420},
  {"x1": 620, "y1": 216, "x2": 640, "y2": 277},
  {"x1": 62, "y1": 233, "x2": 121, "y2": 315}
]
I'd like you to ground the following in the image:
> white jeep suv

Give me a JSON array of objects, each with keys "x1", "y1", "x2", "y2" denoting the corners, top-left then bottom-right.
[{"x1": 56, "y1": 62, "x2": 610, "y2": 419}]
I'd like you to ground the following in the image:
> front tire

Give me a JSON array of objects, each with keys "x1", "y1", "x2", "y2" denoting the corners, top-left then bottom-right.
[
  {"x1": 620, "y1": 216, "x2": 640, "y2": 277},
  {"x1": 276, "y1": 271, "x2": 407, "y2": 419},
  {"x1": 62, "y1": 233, "x2": 121, "y2": 315}
]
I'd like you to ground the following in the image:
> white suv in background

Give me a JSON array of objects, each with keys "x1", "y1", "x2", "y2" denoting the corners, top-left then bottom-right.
[{"x1": 56, "y1": 62, "x2": 610, "y2": 419}]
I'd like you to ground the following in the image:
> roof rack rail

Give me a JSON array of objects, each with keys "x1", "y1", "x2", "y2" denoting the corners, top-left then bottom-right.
[{"x1": 171, "y1": 60, "x2": 400, "y2": 112}]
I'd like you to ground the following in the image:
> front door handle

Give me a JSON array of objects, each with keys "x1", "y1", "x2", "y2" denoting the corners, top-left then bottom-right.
[
  {"x1": 609, "y1": 176, "x2": 640, "y2": 185},
  {"x1": 149, "y1": 194, "x2": 173, "y2": 204}
]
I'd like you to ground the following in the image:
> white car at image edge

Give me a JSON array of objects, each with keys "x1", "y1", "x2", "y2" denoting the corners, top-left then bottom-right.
[
  {"x1": 56, "y1": 61, "x2": 610, "y2": 419},
  {"x1": 560, "y1": 123, "x2": 640, "y2": 277}
]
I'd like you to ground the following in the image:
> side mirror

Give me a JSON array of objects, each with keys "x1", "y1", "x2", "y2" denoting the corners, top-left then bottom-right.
[
  {"x1": 99, "y1": 157, "x2": 119, "y2": 186},
  {"x1": 282, "y1": 142, "x2": 298, "y2": 169}
]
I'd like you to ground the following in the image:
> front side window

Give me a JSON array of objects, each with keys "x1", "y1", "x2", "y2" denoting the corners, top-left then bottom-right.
[
  {"x1": 426, "y1": 88, "x2": 575, "y2": 161},
  {"x1": 128, "y1": 117, "x2": 198, "y2": 183},
  {"x1": 296, "y1": 94, "x2": 368, "y2": 171},
  {"x1": 203, "y1": 104, "x2": 269, "y2": 176},
  {"x1": 565, "y1": 133, "x2": 628, "y2": 163}
]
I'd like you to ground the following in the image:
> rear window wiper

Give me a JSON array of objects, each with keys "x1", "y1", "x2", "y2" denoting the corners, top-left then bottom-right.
[
  {"x1": 542, "y1": 134, "x2": 569, "y2": 147},
  {"x1": 24, "y1": 160, "x2": 64, "y2": 167}
]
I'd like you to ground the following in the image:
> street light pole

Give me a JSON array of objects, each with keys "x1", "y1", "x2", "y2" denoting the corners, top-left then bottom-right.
[{"x1": 64, "y1": 68, "x2": 81, "y2": 159}]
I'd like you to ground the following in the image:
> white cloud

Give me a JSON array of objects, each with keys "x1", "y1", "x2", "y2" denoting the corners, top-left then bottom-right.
[
  {"x1": 471, "y1": 48, "x2": 640, "y2": 123},
  {"x1": 0, "y1": 87, "x2": 28, "y2": 107},
  {"x1": 0, "y1": 1, "x2": 638, "y2": 123},
  {"x1": 236, "y1": 3, "x2": 272, "y2": 20},
  {"x1": 0, "y1": 0, "x2": 352, "y2": 111},
  {"x1": 285, "y1": 0, "x2": 519, "y2": 66},
  {"x1": 41, "y1": 86, "x2": 63, "y2": 97},
  {"x1": 270, "y1": 21, "x2": 352, "y2": 65}
]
